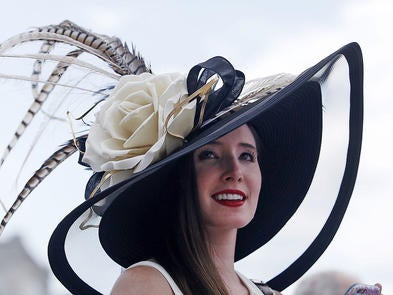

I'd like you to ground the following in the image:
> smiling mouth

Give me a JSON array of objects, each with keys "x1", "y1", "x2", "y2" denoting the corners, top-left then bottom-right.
[{"x1": 211, "y1": 190, "x2": 247, "y2": 207}]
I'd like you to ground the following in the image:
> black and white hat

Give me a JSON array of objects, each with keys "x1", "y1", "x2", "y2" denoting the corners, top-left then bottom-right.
[{"x1": 0, "y1": 21, "x2": 363, "y2": 295}]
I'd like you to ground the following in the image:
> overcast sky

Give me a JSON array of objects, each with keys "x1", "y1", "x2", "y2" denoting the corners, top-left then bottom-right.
[{"x1": 0, "y1": 1, "x2": 392, "y2": 294}]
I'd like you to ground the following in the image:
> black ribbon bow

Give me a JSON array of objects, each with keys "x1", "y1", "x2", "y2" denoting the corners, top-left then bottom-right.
[{"x1": 186, "y1": 56, "x2": 245, "y2": 126}]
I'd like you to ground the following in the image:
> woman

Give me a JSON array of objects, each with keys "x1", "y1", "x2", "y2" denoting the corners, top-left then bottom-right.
[
  {"x1": 0, "y1": 21, "x2": 381, "y2": 294},
  {"x1": 111, "y1": 124, "x2": 271, "y2": 294}
]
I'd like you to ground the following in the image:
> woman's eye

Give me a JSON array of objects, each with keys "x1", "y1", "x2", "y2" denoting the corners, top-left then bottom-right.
[
  {"x1": 198, "y1": 150, "x2": 217, "y2": 160},
  {"x1": 240, "y1": 152, "x2": 256, "y2": 162}
]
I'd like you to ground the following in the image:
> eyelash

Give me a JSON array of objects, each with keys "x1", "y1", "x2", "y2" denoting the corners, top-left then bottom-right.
[
  {"x1": 198, "y1": 150, "x2": 217, "y2": 160},
  {"x1": 197, "y1": 150, "x2": 257, "y2": 162},
  {"x1": 240, "y1": 151, "x2": 257, "y2": 162}
]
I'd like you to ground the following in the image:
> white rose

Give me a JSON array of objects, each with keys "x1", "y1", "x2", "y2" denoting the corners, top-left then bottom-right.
[{"x1": 82, "y1": 72, "x2": 196, "y2": 175}]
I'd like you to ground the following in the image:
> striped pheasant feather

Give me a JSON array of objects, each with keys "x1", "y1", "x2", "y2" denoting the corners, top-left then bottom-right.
[
  {"x1": 0, "y1": 20, "x2": 151, "y2": 235},
  {"x1": 0, "y1": 49, "x2": 83, "y2": 168},
  {"x1": 0, "y1": 140, "x2": 78, "y2": 236},
  {"x1": 31, "y1": 40, "x2": 56, "y2": 99},
  {"x1": 0, "y1": 20, "x2": 151, "y2": 75}
]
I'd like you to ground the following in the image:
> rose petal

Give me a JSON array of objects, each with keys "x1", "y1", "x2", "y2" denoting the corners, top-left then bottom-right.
[
  {"x1": 101, "y1": 139, "x2": 150, "y2": 158},
  {"x1": 166, "y1": 100, "x2": 196, "y2": 154},
  {"x1": 123, "y1": 112, "x2": 158, "y2": 148},
  {"x1": 119, "y1": 99, "x2": 146, "y2": 113},
  {"x1": 120, "y1": 88, "x2": 151, "y2": 105},
  {"x1": 98, "y1": 101, "x2": 128, "y2": 140},
  {"x1": 101, "y1": 154, "x2": 145, "y2": 171},
  {"x1": 134, "y1": 136, "x2": 166, "y2": 173},
  {"x1": 167, "y1": 100, "x2": 196, "y2": 136},
  {"x1": 120, "y1": 103, "x2": 154, "y2": 134}
]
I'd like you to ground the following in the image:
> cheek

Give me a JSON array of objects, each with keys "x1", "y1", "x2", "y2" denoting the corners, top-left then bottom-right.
[
  {"x1": 194, "y1": 162, "x2": 216, "y2": 186},
  {"x1": 251, "y1": 168, "x2": 262, "y2": 201},
  {"x1": 194, "y1": 165, "x2": 206, "y2": 194},
  {"x1": 194, "y1": 165, "x2": 221, "y2": 208},
  {"x1": 195, "y1": 167, "x2": 213, "y2": 195},
  {"x1": 257, "y1": 171, "x2": 262, "y2": 192}
]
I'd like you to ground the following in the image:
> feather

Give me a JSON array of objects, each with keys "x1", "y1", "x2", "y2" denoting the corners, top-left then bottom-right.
[
  {"x1": 0, "y1": 140, "x2": 78, "y2": 236},
  {"x1": 0, "y1": 20, "x2": 152, "y2": 235},
  {"x1": 32, "y1": 40, "x2": 55, "y2": 99},
  {"x1": 0, "y1": 20, "x2": 151, "y2": 75},
  {"x1": 0, "y1": 49, "x2": 83, "y2": 168}
]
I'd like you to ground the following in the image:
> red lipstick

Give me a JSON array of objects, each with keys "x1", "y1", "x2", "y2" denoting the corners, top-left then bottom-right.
[{"x1": 211, "y1": 189, "x2": 247, "y2": 207}]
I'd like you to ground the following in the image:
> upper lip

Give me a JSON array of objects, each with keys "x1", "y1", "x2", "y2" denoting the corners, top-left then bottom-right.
[{"x1": 212, "y1": 189, "x2": 247, "y2": 199}]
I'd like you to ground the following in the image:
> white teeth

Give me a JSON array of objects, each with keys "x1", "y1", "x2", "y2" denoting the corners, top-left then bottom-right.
[{"x1": 214, "y1": 194, "x2": 244, "y2": 201}]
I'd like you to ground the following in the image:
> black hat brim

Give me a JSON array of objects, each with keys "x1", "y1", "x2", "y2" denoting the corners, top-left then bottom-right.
[
  {"x1": 98, "y1": 80, "x2": 323, "y2": 266},
  {"x1": 48, "y1": 42, "x2": 363, "y2": 294}
]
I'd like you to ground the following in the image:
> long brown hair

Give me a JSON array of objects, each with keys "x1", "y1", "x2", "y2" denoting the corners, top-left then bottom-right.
[
  {"x1": 155, "y1": 154, "x2": 229, "y2": 295},
  {"x1": 155, "y1": 123, "x2": 262, "y2": 294}
]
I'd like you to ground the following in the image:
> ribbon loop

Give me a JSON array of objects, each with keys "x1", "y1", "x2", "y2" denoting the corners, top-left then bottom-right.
[{"x1": 186, "y1": 56, "x2": 245, "y2": 126}]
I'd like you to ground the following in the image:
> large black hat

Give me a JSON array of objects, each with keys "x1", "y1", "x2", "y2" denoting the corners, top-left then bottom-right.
[
  {"x1": 45, "y1": 42, "x2": 363, "y2": 294},
  {"x1": 0, "y1": 21, "x2": 363, "y2": 294}
]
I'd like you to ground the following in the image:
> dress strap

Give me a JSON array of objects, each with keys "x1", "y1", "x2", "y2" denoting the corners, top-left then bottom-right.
[
  {"x1": 127, "y1": 260, "x2": 183, "y2": 295},
  {"x1": 237, "y1": 272, "x2": 275, "y2": 295},
  {"x1": 128, "y1": 260, "x2": 274, "y2": 295}
]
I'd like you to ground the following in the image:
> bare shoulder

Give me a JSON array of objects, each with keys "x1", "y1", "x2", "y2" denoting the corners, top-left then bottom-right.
[{"x1": 110, "y1": 265, "x2": 174, "y2": 295}]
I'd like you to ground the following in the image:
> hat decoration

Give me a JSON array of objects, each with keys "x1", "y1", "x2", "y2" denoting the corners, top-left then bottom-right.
[
  {"x1": 0, "y1": 20, "x2": 364, "y2": 295},
  {"x1": 0, "y1": 20, "x2": 150, "y2": 233},
  {"x1": 81, "y1": 56, "x2": 247, "y2": 192}
]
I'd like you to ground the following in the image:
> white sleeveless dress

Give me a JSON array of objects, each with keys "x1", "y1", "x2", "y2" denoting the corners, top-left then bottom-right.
[{"x1": 127, "y1": 260, "x2": 274, "y2": 295}]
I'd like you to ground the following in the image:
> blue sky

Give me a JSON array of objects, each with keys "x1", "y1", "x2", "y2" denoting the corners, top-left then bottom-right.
[{"x1": 0, "y1": 1, "x2": 392, "y2": 294}]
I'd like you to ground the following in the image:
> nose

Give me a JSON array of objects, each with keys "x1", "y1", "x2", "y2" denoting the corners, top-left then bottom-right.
[{"x1": 222, "y1": 157, "x2": 243, "y2": 183}]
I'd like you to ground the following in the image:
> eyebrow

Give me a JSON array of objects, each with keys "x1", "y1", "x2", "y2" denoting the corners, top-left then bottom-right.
[{"x1": 208, "y1": 140, "x2": 257, "y2": 150}]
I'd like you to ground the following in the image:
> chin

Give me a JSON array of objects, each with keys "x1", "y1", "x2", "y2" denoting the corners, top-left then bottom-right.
[
  {"x1": 219, "y1": 214, "x2": 254, "y2": 229},
  {"x1": 235, "y1": 217, "x2": 254, "y2": 229},
  {"x1": 203, "y1": 208, "x2": 256, "y2": 230}
]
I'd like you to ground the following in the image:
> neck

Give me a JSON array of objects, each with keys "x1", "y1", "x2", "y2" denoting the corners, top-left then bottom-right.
[
  {"x1": 206, "y1": 227, "x2": 247, "y2": 293},
  {"x1": 206, "y1": 227, "x2": 237, "y2": 269}
]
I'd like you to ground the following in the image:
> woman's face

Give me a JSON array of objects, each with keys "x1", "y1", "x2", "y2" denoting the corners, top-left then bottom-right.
[{"x1": 193, "y1": 125, "x2": 262, "y2": 231}]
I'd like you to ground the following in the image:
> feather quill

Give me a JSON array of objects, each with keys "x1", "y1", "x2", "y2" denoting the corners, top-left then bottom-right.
[
  {"x1": 0, "y1": 141, "x2": 78, "y2": 235},
  {"x1": 32, "y1": 40, "x2": 55, "y2": 99},
  {"x1": 0, "y1": 20, "x2": 151, "y2": 75},
  {"x1": 0, "y1": 20, "x2": 151, "y2": 235},
  {"x1": 0, "y1": 49, "x2": 83, "y2": 168}
]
